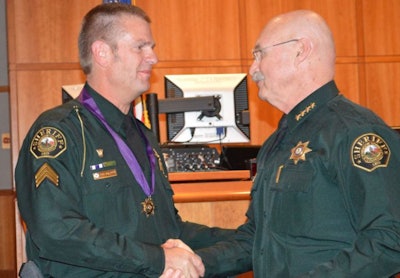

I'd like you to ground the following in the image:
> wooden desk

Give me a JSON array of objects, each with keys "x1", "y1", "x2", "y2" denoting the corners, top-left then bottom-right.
[
  {"x1": 170, "y1": 170, "x2": 252, "y2": 230},
  {"x1": 170, "y1": 170, "x2": 254, "y2": 277},
  {"x1": 170, "y1": 170, "x2": 252, "y2": 203}
]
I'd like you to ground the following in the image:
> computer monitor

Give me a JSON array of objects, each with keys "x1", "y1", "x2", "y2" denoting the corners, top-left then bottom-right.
[
  {"x1": 164, "y1": 73, "x2": 250, "y2": 144},
  {"x1": 61, "y1": 84, "x2": 84, "y2": 103}
]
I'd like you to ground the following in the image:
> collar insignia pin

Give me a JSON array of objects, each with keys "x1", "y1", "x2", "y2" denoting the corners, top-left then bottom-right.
[{"x1": 96, "y1": 149, "x2": 104, "y2": 158}]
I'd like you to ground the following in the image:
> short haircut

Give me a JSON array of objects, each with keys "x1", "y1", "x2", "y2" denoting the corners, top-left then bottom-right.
[{"x1": 78, "y1": 3, "x2": 151, "y2": 74}]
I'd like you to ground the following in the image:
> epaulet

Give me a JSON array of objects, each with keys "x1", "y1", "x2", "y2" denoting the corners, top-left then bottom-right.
[
  {"x1": 36, "y1": 100, "x2": 82, "y2": 123},
  {"x1": 327, "y1": 100, "x2": 384, "y2": 140}
]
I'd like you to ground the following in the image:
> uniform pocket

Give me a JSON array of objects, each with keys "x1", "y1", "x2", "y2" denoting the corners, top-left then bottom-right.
[
  {"x1": 270, "y1": 163, "x2": 313, "y2": 192},
  {"x1": 82, "y1": 175, "x2": 137, "y2": 232},
  {"x1": 268, "y1": 162, "x2": 315, "y2": 234}
]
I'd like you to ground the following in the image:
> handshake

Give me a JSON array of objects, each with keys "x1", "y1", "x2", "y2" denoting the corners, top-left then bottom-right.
[{"x1": 161, "y1": 239, "x2": 205, "y2": 278}]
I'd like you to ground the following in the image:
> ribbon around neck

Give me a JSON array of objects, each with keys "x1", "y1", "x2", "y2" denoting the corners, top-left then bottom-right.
[{"x1": 78, "y1": 88, "x2": 155, "y2": 197}]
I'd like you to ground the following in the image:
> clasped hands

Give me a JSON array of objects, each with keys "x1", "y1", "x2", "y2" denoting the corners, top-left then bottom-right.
[{"x1": 160, "y1": 239, "x2": 205, "y2": 278}]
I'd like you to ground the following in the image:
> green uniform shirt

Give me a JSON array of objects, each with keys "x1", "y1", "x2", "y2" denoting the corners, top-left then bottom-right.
[
  {"x1": 16, "y1": 84, "x2": 233, "y2": 277},
  {"x1": 197, "y1": 81, "x2": 400, "y2": 277}
]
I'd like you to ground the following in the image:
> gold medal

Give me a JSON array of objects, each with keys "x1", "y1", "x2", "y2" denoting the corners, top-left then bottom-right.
[{"x1": 141, "y1": 197, "x2": 155, "y2": 217}]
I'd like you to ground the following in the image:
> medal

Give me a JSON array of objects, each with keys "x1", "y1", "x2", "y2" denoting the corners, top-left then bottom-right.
[
  {"x1": 141, "y1": 197, "x2": 155, "y2": 217},
  {"x1": 79, "y1": 87, "x2": 157, "y2": 217}
]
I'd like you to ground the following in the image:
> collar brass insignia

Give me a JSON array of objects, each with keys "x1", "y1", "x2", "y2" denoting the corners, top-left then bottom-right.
[
  {"x1": 295, "y1": 102, "x2": 316, "y2": 121},
  {"x1": 351, "y1": 133, "x2": 390, "y2": 172},
  {"x1": 96, "y1": 149, "x2": 104, "y2": 158},
  {"x1": 290, "y1": 141, "x2": 312, "y2": 165}
]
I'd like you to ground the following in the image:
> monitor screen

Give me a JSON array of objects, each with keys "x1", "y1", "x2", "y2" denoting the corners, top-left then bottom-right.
[
  {"x1": 164, "y1": 73, "x2": 250, "y2": 144},
  {"x1": 62, "y1": 84, "x2": 84, "y2": 103}
]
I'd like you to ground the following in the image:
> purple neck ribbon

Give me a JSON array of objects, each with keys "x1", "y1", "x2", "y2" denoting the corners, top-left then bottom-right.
[{"x1": 78, "y1": 88, "x2": 155, "y2": 197}]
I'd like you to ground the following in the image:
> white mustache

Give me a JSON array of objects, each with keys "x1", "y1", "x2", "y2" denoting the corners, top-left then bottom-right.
[{"x1": 252, "y1": 71, "x2": 265, "y2": 82}]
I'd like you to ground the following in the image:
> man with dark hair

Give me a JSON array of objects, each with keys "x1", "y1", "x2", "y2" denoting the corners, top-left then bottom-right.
[{"x1": 16, "y1": 3, "x2": 232, "y2": 277}]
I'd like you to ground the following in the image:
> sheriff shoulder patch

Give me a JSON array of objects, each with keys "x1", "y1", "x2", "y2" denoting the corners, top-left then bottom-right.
[
  {"x1": 351, "y1": 133, "x2": 390, "y2": 172},
  {"x1": 30, "y1": 127, "x2": 67, "y2": 159}
]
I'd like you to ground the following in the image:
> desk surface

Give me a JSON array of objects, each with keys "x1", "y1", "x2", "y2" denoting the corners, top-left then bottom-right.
[{"x1": 170, "y1": 170, "x2": 252, "y2": 203}]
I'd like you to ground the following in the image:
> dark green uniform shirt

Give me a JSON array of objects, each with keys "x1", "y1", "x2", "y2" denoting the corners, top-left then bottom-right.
[
  {"x1": 16, "y1": 84, "x2": 233, "y2": 277},
  {"x1": 197, "y1": 81, "x2": 400, "y2": 277}
]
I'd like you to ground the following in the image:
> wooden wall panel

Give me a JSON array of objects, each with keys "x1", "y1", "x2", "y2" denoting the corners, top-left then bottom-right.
[
  {"x1": 360, "y1": 0, "x2": 400, "y2": 127},
  {"x1": 335, "y1": 63, "x2": 360, "y2": 103},
  {"x1": 137, "y1": 0, "x2": 242, "y2": 61},
  {"x1": 362, "y1": 0, "x2": 400, "y2": 56},
  {"x1": 0, "y1": 192, "x2": 15, "y2": 271},
  {"x1": 9, "y1": 0, "x2": 97, "y2": 63},
  {"x1": 15, "y1": 70, "x2": 85, "y2": 143},
  {"x1": 365, "y1": 63, "x2": 400, "y2": 126}
]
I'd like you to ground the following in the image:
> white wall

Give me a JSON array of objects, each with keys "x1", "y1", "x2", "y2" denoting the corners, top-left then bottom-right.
[{"x1": 0, "y1": 0, "x2": 8, "y2": 85}]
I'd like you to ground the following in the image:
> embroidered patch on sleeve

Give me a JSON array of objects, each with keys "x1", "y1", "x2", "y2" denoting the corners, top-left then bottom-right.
[
  {"x1": 35, "y1": 162, "x2": 59, "y2": 188},
  {"x1": 30, "y1": 127, "x2": 67, "y2": 159},
  {"x1": 351, "y1": 133, "x2": 390, "y2": 172}
]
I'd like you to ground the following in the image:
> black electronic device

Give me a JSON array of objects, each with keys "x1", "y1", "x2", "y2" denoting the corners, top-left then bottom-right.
[
  {"x1": 161, "y1": 145, "x2": 220, "y2": 172},
  {"x1": 219, "y1": 145, "x2": 261, "y2": 170}
]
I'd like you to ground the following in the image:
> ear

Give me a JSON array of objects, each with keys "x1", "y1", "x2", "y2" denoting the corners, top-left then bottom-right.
[
  {"x1": 91, "y1": 40, "x2": 111, "y2": 68},
  {"x1": 294, "y1": 38, "x2": 312, "y2": 66}
]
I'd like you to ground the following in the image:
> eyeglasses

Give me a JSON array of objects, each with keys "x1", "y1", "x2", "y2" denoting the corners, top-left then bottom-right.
[{"x1": 252, "y1": 39, "x2": 299, "y2": 62}]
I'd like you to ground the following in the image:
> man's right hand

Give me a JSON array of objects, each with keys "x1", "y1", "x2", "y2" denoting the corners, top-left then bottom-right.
[{"x1": 162, "y1": 239, "x2": 205, "y2": 277}]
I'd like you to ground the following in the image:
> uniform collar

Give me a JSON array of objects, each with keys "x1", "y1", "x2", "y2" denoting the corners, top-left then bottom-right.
[
  {"x1": 286, "y1": 80, "x2": 339, "y2": 129},
  {"x1": 84, "y1": 83, "x2": 129, "y2": 136}
]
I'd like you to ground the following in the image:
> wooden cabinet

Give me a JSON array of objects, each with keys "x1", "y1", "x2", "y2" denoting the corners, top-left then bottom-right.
[
  {"x1": 171, "y1": 171, "x2": 253, "y2": 278},
  {"x1": 0, "y1": 191, "x2": 16, "y2": 277},
  {"x1": 171, "y1": 171, "x2": 252, "y2": 227}
]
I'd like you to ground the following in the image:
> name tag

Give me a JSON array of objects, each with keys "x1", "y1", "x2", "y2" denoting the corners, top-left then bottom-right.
[{"x1": 92, "y1": 169, "x2": 118, "y2": 180}]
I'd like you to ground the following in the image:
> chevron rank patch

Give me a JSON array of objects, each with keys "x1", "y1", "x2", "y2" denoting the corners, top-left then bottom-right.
[
  {"x1": 351, "y1": 133, "x2": 390, "y2": 172},
  {"x1": 30, "y1": 127, "x2": 67, "y2": 159},
  {"x1": 35, "y1": 162, "x2": 59, "y2": 188}
]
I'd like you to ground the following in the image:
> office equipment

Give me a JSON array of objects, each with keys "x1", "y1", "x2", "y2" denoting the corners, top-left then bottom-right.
[
  {"x1": 219, "y1": 145, "x2": 260, "y2": 170},
  {"x1": 163, "y1": 73, "x2": 250, "y2": 144},
  {"x1": 161, "y1": 144, "x2": 220, "y2": 172}
]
